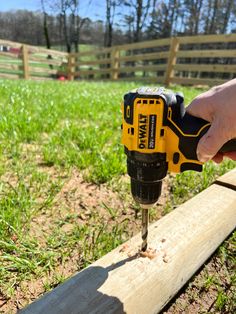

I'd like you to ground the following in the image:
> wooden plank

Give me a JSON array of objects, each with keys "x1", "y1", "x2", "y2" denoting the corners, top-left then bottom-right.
[
  {"x1": 21, "y1": 173, "x2": 236, "y2": 314},
  {"x1": 171, "y1": 76, "x2": 227, "y2": 86},
  {"x1": 177, "y1": 49, "x2": 236, "y2": 58},
  {"x1": 76, "y1": 58, "x2": 112, "y2": 66},
  {"x1": 21, "y1": 45, "x2": 30, "y2": 79},
  {"x1": 118, "y1": 65, "x2": 166, "y2": 73},
  {"x1": 118, "y1": 51, "x2": 169, "y2": 62},
  {"x1": 29, "y1": 56, "x2": 64, "y2": 66},
  {"x1": 121, "y1": 76, "x2": 165, "y2": 84},
  {"x1": 165, "y1": 37, "x2": 180, "y2": 85},
  {"x1": 70, "y1": 47, "x2": 113, "y2": 58},
  {"x1": 29, "y1": 67, "x2": 58, "y2": 75},
  {"x1": 0, "y1": 39, "x2": 22, "y2": 48},
  {"x1": 75, "y1": 68, "x2": 112, "y2": 76},
  {"x1": 68, "y1": 55, "x2": 75, "y2": 81},
  {"x1": 178, "y1": 33, "x2": 236, "y2": 44},
  {"x1": 215, "y1": 168, "x2": 236, "y2": 189},
  {"x1": 29, "y1": 46, "x2": 68, "y2": 57},
  {"x1": 0, "y1": 63, "x2": 19, "y2": 71},
  {"x1": 0, "y1": 51, "x2": 19, "y2": 58},
  {"x1": 115, "y1": 38, "x2": 171, "y2": 51},
  {"x1": 111, "y1": 48, "x2": 119, "y2": 80},
  {"x1": 174, "y1": 64, "x2": 236, "y2": 73},
  {"x1": 0, "y1": 72, "x2": 20, "y2": 79}
]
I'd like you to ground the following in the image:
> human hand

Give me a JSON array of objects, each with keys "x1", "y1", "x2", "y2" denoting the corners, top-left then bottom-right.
[{"x1": 186, "y1": 79, "x2": 236, "y2": 163}]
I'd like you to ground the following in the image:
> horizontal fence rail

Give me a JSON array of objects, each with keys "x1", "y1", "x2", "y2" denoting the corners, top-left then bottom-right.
[{"x1": 0, "y1": 34, "x2": 236, "y2": 86}]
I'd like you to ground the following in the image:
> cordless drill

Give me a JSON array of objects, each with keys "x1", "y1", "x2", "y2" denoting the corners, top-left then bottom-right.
[{"x1": 121, "y1": 87, "x2": 236, "y2": 251}]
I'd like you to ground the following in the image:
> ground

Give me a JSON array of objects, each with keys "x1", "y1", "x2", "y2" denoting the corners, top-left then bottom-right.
[
  {"x1": 1, "y1": 163, "x2": 235, "y2": 313},
  {"x1": 0, "y1": 80, "x2": 235, "y2": 313}
]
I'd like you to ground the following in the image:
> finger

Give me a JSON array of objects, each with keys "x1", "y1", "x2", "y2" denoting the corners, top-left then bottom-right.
[
  {"x1": 212, "y1": 153, "x2": 224, "y2": 164},
  {"x1": 224, "y1": 151, "x2": 236, "y2": 161},
  {"x1": 197, "y1": 119, "x2": 229, "y2": 162},
  {"x1": 186, "y1": 93, "x2": 214, "y2": 122}
]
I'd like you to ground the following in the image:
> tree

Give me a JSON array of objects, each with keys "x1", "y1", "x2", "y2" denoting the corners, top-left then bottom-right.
[
  {"x1": 41, "y1": 0, "x2": 51, "y2": 49},
  {"x1": 203, "y1": 0, "x2": 235, "y2": 34},
  {"x1": 123, "y1": 0, "x2": 151, "y2": 42},
  {"x1": 104, "y1": 0, "x2": 115, "y2": 47},
  {"x1": 183, "y1": 0, "x2": 203, "y2": 35},
  {"x1": 147, "y1": 0, "x2": 180, "y2": 39}
]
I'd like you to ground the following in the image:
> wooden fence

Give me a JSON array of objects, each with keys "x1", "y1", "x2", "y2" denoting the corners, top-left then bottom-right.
[
  {"x1": 0, "y1": 39, "x2": 67, "y2": 81},
  {"x1": 0, "y1": 34, "x2": 236, "y2": 86}
]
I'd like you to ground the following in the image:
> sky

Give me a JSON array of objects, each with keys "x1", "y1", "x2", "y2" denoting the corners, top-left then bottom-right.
[
  {"x1": 0, "y1": 0, "x2": 40, "y2": 12},
  {"x1": 0, "y1": 0, "x2": 107, "y2": 20}
]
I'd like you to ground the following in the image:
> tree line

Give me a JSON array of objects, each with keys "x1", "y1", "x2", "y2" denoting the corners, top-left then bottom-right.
[{"x1": 0, "y1": 0, "x2": 235, "y2": 52}]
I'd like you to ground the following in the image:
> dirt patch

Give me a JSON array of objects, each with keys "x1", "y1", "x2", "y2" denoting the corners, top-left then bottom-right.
[
  {"x1": 4, "y1": 166, "x2": 234, "y2": 314},
  {"x1": 162, "y1": 254, "x2": 235, "y2": 314},
  {"x1": 0, "y1": 167, "x2": 169, "y2": 313}
]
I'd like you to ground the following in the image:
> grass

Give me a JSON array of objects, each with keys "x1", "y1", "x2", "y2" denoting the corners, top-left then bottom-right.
[{"x1": 0, "y1": 79, "x2": 235, "y2": 312}]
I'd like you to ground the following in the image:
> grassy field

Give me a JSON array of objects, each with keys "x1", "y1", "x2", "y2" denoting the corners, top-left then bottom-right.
[{"x1": 0, "y1": 79, "x2": 235, "y2": 313}]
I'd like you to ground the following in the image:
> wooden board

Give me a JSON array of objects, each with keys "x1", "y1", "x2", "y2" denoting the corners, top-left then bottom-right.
[
  {"x1": 215, "y1": 167, "x2": 236, "y2": 190},
  {"x1": 178, "y1": 34, "x2": 236, "y2": 44},
  {"x1": 174, "y1": 63, "x2": 236, "y2": 73},
  {"x1": 29, "y1": 56, "x2": 64, "y2": 66},
  {"x1": 120, "y1": 76, "x2": 165, "y2": 83},
  {"x1": 75, "y1": 68, "x2": 111, "y2": 76},
  {"x1": 171, "y1": 77, "x2": 227, "y2": 86},
  {"x1": 0, "y1": 39, "x2": 22, "y2": 48},
  {"x1": 21, "y1": 170, "x2": 236, "y2": 314},
  {"x1": 115, "y1": 38, "x2": 171, "y2": 51},
  {"x1": 177, "y1": 49, "x2": 236, "y2": 58},
  {"x1": 76, "y1": 58, "x2": 112, "y2": 66},
  {"x1": 117, "y1": 65, "x2": 166, "y2": 73},
  {"x1": 70, "y1": 47, "x2": 113, "y2": 57},
  {"x1": 118, "y1": 51, "x2": 169, "y2": 63},
  {"x1": 0, "y1": 51, "x2": 19, "y2": 58},
  {"x1": 0, "y1": 72, "x2": 20, "y2": 79},
  {"x1": 29, "y1": 67, "x2": 58, "y2": 75},
  {"x1": 0, "y1": 63, "x2": 19, "y2": 71}
]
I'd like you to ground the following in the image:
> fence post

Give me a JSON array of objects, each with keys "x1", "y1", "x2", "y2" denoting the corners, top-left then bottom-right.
[
  {"x1": 21, "y1": 45, "x2": 29, "y2": 79},
  {"x1": 68, "y1": 54, "x2": 75, "y2": 81},
  {"x1": 111, "y1": 48, "x2": 120, "y2": 80},
  {"x1": 164, "y1": 37, "x2": 179, "y2": 86}
]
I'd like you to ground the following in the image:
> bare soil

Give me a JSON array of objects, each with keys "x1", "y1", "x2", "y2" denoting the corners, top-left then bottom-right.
[{"x1": 1, "y1": 167, "x2": 234, "y2": 313}]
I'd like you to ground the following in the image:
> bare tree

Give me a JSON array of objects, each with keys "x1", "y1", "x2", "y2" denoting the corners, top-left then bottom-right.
[
  {"x1": 184, "y1": 0, "x2": 204, "y2": 35},
  {"x1": 123, "y1": 0, "x2": 151, "y2": 42},
  {"x1": 147, "y1": 0, "x2": 180, "y2": 39},
  {"x1": 41, "y1": 0, "x2": 51, "y2": 49}
]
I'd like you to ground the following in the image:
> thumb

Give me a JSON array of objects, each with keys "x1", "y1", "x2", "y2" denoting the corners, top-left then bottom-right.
[{"x1": 197, "y1": 117, "x2": 228, "y2": 162}]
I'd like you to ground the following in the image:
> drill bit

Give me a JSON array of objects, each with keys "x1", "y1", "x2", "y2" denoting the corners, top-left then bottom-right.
[{"x1": 141, "y1": 205, "x2": 150, "y2": 251}]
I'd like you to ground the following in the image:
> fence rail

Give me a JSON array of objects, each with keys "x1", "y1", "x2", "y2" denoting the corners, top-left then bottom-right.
[{"x1": 0, "y1": 34, "x2": 236, "y2": 86}]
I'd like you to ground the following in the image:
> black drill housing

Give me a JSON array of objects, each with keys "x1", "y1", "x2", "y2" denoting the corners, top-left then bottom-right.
[{"x1": 125, "y1": 148, "x2": 168, "y2": 205}]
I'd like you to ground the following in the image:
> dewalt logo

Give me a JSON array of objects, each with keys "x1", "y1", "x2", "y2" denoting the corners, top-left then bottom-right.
[{"x1": 138, "y1": 114, "x2": 148, "y2": 149}]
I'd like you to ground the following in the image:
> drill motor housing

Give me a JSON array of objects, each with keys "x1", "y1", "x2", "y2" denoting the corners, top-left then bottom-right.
[{"x1": 121, "y1": 87, "x2": 211, "y2": 206}]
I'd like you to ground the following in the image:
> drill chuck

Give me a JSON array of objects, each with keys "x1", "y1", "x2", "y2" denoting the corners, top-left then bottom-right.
[
  {"x1": 131, "y1": 178, "x2": 162, "y2": 206},
  {"x1": 125, "y1": 148, "x2": 167, "y2": 205}
]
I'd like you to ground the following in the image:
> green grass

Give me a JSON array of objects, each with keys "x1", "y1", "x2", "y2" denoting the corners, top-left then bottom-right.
[{"x1": 0, "y1": 79, "x2": 235, "y2": 311}]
